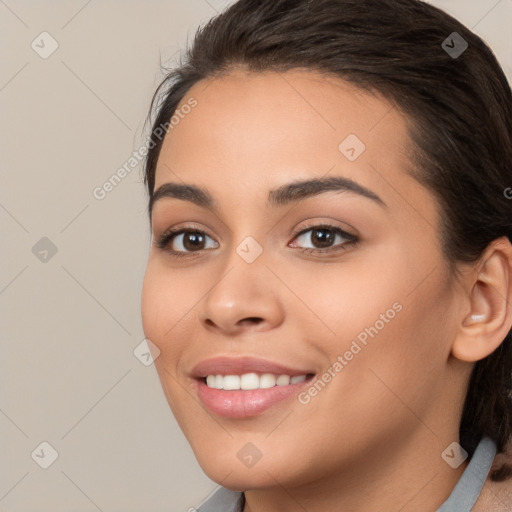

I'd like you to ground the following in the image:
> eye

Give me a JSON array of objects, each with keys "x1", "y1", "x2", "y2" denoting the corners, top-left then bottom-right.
[
  {"x1": 290, "y1": 224, "x2": 358, "y2": 254},
  {"x1": 156, "y1": 227, "x2": 218, "y2": 257},
  {"x1": 155, "y1": 223, "x2": 358, "y2": 258}
]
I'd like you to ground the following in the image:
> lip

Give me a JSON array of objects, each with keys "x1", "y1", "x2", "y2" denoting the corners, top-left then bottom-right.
[{"x1": 191, "y1": 356, "x2": 316, "y2": 419}]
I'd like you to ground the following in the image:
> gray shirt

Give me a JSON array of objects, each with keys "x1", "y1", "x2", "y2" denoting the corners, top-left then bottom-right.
[{"x1": 195, "y1": 437, "x2": 497, "y2": 512}]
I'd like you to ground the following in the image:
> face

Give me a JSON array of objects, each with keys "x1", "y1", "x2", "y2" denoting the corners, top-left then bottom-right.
[{"x1": 141, "y1": 70, "x2": 464, "y2": 491}]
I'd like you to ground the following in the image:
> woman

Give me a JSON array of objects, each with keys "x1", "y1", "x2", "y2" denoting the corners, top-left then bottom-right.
[{"x1": 140, "y1": 0, "x2": 512, "y2": 510}]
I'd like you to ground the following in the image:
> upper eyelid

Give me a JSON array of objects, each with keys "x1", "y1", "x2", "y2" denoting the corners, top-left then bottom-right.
[
  {"x1": 155, "y1": 215, "x2": 357, "y2": 236},
  {"x1": 157, "y1": 222, "x2": 352, "y2": 239},
  {"x1": 294, "y1": 223, "x2": 355, "y2": 236}
]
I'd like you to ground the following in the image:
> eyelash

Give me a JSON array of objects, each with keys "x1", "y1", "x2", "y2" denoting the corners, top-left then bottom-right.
[{"x1": 155, "y1": 223, "x2": 359, "y2": 259}]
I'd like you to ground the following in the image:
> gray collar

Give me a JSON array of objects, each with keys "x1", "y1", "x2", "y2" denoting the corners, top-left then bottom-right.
[
  {"x1": 196, "y1": 437, "x2": 497, "y2": 512},
  {"x1": 436, "y1": 436, "x2": 496, "y2": 511}
]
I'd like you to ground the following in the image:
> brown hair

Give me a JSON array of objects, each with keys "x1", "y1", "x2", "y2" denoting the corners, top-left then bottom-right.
[{"x1": 143, "y1": 0, "x2": 512, "y2": 480}]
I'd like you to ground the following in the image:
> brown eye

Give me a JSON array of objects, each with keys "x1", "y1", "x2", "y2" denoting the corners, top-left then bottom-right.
[
  {"x1": 178, "y1": 231, "x2": 207, "y2": 251},
  {"x1": 156, "y1": 227, "x2": 219, "y2": 256},
  {"x1": 309, "y1": 227, "x2": 337, "y2": 248},
  {"x1": 292, "y1": 225, "x2": 356, "y2": 251}
]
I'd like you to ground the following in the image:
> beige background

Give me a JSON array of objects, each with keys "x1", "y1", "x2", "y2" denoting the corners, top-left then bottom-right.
[{"x1": 1, "y1": 0, "x2": 511, "y2": 510}]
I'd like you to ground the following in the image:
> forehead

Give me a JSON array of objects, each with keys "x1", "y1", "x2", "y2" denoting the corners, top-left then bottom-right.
[{"x1": 153, "y1": 68, "x2": 425, "y2": 215}]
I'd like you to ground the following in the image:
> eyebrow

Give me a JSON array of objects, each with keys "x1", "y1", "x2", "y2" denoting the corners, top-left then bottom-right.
[{"x1": 149, "y1": 176, "x2": 386, "y2": 218}]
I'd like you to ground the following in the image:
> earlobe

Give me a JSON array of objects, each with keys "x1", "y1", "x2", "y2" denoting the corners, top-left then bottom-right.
[{"x1": 451, "y1": 236, "x2": 512, "y2": 362}]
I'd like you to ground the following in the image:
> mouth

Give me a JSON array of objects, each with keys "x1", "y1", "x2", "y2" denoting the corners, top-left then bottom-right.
[{"x1": 191, "y1": 357, "x2": 316, "y2": 418}]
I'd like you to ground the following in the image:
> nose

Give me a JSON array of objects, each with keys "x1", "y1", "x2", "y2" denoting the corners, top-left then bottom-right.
[{"x1": 198, "y1": 250, "x2": 285, "y2": 336}]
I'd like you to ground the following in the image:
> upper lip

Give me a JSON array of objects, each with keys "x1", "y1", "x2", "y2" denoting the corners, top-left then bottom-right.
[{"x1": 191, "y1": 356, "x2": 315, "y2": 378}]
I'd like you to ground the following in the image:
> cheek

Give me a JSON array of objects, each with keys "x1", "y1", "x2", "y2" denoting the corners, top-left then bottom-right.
[
  {"x1": 298, "y1": 245, "x2": 455, "y2": 403},
  {"x1": 323, "y1": 268, "x2": 456, "y2": 428},
  {"x1": 379, "y1": 278, "x2": 457, "y2": 385},
  {"x1": 141, "y1": 264, "x2": 168, "y2": 352},
  {"x1": 141, "y1": 258, "x2": 200, "y2": 352},
  {"x1": 141, "y1": 262, "x2": 198, "y2": 419},
  {"x1": 278, "y1": 251, "x2": 404, "y2": 344}
]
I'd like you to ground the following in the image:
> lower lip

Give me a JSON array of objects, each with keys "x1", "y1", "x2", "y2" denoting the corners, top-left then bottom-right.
[{"x1": 195, "y1": 377, "x2": 314, "y2": 418}]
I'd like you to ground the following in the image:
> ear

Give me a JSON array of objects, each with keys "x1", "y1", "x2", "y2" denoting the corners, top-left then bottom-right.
[{"x1": 451, "y1": 236, "x2": 512, "y2": 362}]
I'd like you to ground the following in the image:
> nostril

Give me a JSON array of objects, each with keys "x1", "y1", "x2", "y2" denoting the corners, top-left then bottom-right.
[{"x1": 241, "y1": 317, "x2": 263, "y2": 325}]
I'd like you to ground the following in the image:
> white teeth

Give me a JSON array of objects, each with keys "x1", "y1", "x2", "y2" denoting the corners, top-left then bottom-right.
[
  {"x1": 223, "y1": 375, "x2": 240, "y2": 390},
  {"x1": 205, "y1": 372, "x2": 309, "y2": 390},
  {"x1": 276, "y1": 375, "x2": 290, "y2": 386},
  {"x1": 206, "y1": 375, "x2": 216, "y2": 388},
  {"x1": 240, "y1": 373, "x2": 260, "y2": 390},
  {"x1": 259, "y1": 373, "x2": 276, "y2": 388}
]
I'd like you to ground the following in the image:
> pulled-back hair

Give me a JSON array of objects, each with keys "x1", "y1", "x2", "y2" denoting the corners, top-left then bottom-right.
[{"x1": 143, "y1": 0, "x2": 512, "y2": 480}]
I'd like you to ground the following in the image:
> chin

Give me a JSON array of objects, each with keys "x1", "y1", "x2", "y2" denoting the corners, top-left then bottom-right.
[
  {"x1": 192, "y1": 438, "x2": 312, "y2": 491},
  {"x1": 199, "y1": 461, "x2": 284, "y2": 491}
]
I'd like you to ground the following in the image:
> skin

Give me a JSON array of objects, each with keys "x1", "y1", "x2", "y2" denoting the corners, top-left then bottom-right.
[{"x1": 141, "y1": 69, "x2": 512, "y2": 512}]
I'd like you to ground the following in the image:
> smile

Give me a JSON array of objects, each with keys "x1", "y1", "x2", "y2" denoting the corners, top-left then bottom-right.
[{"x1": 191, "y1": 356, "x2": 316, "y2": 418}]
